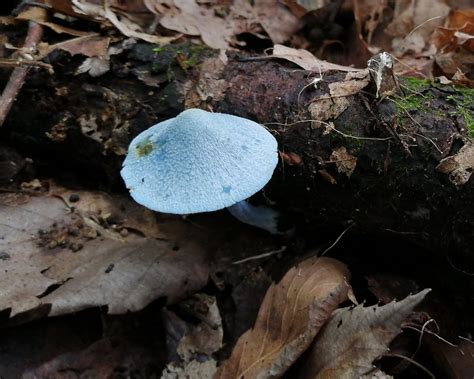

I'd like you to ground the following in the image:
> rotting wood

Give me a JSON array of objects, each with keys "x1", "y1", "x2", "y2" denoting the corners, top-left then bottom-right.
[{"x1": 1, "y1": 42, "x2": 473, "y2": 269}]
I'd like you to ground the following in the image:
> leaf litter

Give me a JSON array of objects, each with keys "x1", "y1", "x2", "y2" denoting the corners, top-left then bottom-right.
[
  {"x1": 0, "y1": 187, "x2": 210, "y2": 319},
  {"x1": 214, "y1": 256, "x2": 352, "y2": 379},
  {"x1": 297, "y1": 289, "x2": 431, "y2": 379},
  {"x1": 0, "y1": 0, "x2": 472, "y2": 377}
]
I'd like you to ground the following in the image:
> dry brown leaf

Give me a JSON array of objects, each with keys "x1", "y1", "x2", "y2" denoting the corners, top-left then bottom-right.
[
  {"x1": 104, "y1": 0, "x2": 180, "y2": 45},
  {"x1": 253, "y1": 0, "x2": 302, "y2": 44},
  {"x1": 16, "y1": 7, "x2": 96, "y2": 37},
  {"x1": 272, "y1": 44, "x2": 363, "y2": 72},
  {"x1": 433, "y1": 9, "x2": 474, "y2": 77},
  {"x1": 298, "y1": 289, "x2": 431, "y2": 379},
  {"x1": 387, "y1": 0, "x2": 449, "y2": 56},
  {"x1": 38, "y1": 35, "x2": 110, "y2": 58},
  {"x1": 0, "y1": 190, "x2": 210, "y2": 319},
  {"x1": 155, "y1": 0, "x2": 256, "y2": 49},
  {"x1": 214, "y1": 256, "x2": 351, "y2": 379},
  {"x1": 308, "y1": 97, "x2": 350, "y2": 122},
  {"x1": 330, "y1": 147, "x2": 357, "y2": 177},
  {"x1": 352, "y1": 0, "x2": 391, "y2": 54},
  {"x1": 436, "y1": 142, "x2": 474, "y2": 186},
  {"x1": 433, "y1": 9, "x2": 474, "y2": 52},
  {"x1": 329, "y1": 70, "x2": 371, "y2": 97}
]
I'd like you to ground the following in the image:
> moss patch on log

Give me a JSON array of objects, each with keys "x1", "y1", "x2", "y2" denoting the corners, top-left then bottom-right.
[
  {"x1": 393, "y1": 77, "x2": 474, "y2": 138},
  {"x1": 446, "y1": 86, "x2": 474, "y2": 137}
]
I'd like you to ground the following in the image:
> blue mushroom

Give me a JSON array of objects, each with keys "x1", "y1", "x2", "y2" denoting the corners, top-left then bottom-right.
[{"x1": 121, "y1": 108, "x2": 280, "y2": 233}]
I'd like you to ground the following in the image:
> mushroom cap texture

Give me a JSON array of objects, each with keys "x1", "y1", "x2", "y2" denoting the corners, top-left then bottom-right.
[{"x1": 121, "y1": 108, "x2": 278, "y2": 214}]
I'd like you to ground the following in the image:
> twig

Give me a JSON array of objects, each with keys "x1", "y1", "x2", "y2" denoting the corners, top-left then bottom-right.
[
  {"x1": 405, "y1": 16, "x2": 443, "y2": 40},
  {"x1": 0, "y1": 58, "x2": 52, "y2": 71},
  {"x1": 405, "y1": 324, "x2": 458, "y2": 349},
  {"x1": 385, "y1": 353, "x2": 436, "y2": 379},
  {"x1": 233, "y1": 246, "x2": 287, "y2": 264},
  {"x1": 0, "y1": 21, "x2": 43, "y2": 127},
  {"x1": 265, "y1": 119, "x2": 391, "y2": 141},
  {"x1": 319, "y1": 223, "x2": 354, "y2": 256}
]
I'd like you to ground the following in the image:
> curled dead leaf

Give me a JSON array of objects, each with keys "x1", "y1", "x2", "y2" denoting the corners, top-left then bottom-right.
[
  {"x1": 298, "y1": 289, "x2": 431, "y2": 379},
  {"x1": 272, "y1": 44, "x2": 363, "y2": 72},
  {"x1": 214, "y1": 256, "x2": 351, "y2": 379}
]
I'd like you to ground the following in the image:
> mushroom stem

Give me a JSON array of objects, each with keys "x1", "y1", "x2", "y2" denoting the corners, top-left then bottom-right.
[{"x1": 227, "y1": 200, "x2": 279, "y2": 234}]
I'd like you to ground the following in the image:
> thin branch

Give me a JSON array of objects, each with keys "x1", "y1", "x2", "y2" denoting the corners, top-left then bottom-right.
[
  {"x1": 0, "y1": 21, "x2": 43, "y2": 127},
  {"x1": 385, "y1": 353, "x2": 436, "y2": 379},
  {"x1": 233, "y1": 246, "x2": 287, "y2": 265},
  {"x1": 320, "y1": 223, "x2": 354, "y2": 256}
]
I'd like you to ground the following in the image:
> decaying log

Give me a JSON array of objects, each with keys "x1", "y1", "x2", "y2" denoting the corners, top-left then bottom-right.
[{"x1": 1, "y1": 42, "x2": 473, "y2": 268}]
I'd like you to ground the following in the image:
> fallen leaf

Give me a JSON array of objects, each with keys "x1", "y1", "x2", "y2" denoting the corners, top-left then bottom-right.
[
  {"x1": 0, "y1": 190, "x2": 210, "y2": 320},
  {"x1": 433, "y1": 9, "x2": 474, "y2": 77},
  {"x1": 328, "y1": 70, "x2": 371, "y2": 97},
  {"x1": 298, "y1": 289, "x2": 431, "y2": 379},
  {"x1": 156, "y1": 0, "x2": 255, "y2": 49},
  {"x1": 330, "y1": 146, "x2": 358, "y2": 177},
  {"x1": 433, "y1": 9, "x2": 474, "y2": 52},
  {"x1": 103, "y1": 0, "x2": 180, "y2": 45},
  {"x1": 16, "y1": 6, "x2": 96, "y2": 37},
  {"x1": 253, "y1": 0, "x2": 302, "y2": 44},
  {"x1": 38, "y1": 35, "x2": 111, "y2": 58},
  {"x1": 308, "y1": 97, "x2": 350, "y2": 122},
  {"x1": 436, "y1": 142, "x2": 474, "y2": 186},
  {"x1": 272, "y1": 44, "x2": 363, "y2": 72},
  {"x1": 214, "y1": 256, "x2": 351, "y2": 379},
  {"x1": 386, "y1": 0, "x2": 449, "y2": 56},
  {"x1": 352, "y1": 0, "x2": 391, "y2": 54}
]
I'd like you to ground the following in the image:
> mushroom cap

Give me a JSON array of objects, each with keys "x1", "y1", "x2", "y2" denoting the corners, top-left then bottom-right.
[{"x1": 121, "y1": 108, "x2": 278, "y2": 214}]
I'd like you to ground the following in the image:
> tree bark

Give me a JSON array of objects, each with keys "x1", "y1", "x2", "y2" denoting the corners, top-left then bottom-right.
[{"x1": 1, "y1": 42, "x2": 473, "y2": 268}]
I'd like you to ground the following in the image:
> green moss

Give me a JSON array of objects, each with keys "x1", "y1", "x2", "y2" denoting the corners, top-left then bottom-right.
[
  {"x1": 459, "y1": 107, "x2": 474, "y2": 137},
  {"x1": 135, "y1": 138, "x2": 154, "y2": 157},
  {"x1": 400, "y1": 77, "x2": 431, "y2": 92},
  {"x1": 395, "y1": 78, "x2": 474, "y2": 137},
  {"x1": 446, "y1": 86, "x2": 474, "y2": 137},
  {"x1": 392, "y1": 78, "x2": 433, "y2": 120}
]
